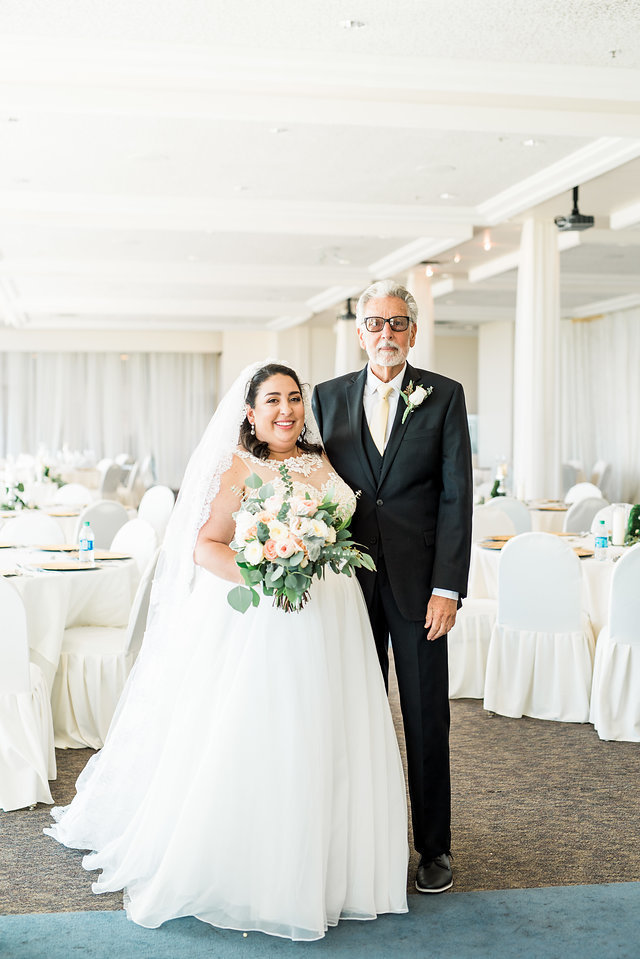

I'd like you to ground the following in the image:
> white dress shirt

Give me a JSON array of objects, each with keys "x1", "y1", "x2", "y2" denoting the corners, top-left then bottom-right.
[{"x1": 363, "y1": 364, "x2": 458, "y2": 604}]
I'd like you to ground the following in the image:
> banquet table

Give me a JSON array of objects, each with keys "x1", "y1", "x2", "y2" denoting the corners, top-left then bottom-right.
[
  {"x1": 1, "y1": 549, "x2": 138, "y2": 692},
  {"x1": 467, "y1": 535, "x2": 619, "y2": 637},
  {"x1": 527, "y1": 501, "x2": 568, "y2": 534}
]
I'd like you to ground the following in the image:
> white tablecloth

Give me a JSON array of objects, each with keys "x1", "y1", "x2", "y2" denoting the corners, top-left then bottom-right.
[
  {"x1": 528, "y1": 504, "x2": 568, "y2": 533},
  {"x1": 468, "y1": 536, "x2": 619, "y2": 637},
  {"x1": 2, "y1": 550, "x2": 138, "y2": 692}
]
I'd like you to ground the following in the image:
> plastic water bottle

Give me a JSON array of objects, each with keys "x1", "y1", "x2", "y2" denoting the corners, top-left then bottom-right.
[
  {"x1": 594, "y1": 518, "x2": 608, "y2": 562},
  {"x1": 78, "y1": 520, "x2": 95, "y2": 564}
]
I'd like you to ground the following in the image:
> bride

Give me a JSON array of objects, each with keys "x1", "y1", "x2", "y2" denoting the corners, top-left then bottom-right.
[{"x1": 46, "y1": 361, "x2": 408, "y2": 941}]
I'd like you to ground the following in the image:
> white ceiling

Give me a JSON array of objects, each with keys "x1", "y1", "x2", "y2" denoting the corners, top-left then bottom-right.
[{"x1": 1, "y1": 0, "x2": 640, "y2": 335}]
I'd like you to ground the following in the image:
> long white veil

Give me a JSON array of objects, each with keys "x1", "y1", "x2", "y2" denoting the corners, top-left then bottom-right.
[{"x1": 47, "y1": 358, "x2": 322, "y2": 852}]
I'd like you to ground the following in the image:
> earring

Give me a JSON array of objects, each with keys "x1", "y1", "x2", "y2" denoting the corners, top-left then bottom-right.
[{"x1": 250, "y1": 423, "x2": 255, "y2": 436}]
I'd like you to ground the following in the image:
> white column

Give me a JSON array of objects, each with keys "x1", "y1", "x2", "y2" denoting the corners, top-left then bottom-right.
[
  {"x1": 407, "y1": 267, "x2": 435, "y2": 370},
  {"x1": 333, "y1": 318, "x2": 362, "y2": 377},
  {"x1": 512, "y1": 218, "x2": 561, "y2": 500}
]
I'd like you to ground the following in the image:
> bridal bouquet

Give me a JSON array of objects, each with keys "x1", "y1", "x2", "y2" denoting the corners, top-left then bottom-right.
[{"x1": 227, "y1": 464, "x2": 375, "y2": 613}]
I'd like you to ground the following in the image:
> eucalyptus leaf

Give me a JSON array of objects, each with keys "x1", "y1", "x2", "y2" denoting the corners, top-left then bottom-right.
[
  {"x1": 244, "y1": 473, "x2": 263, "y2": 489},
  {"x1": 227, "y1": 586, "x2": 254, "y2": 614},
  {"x1": 258, "y1": 482, "x2": 275, "y2": 501}
]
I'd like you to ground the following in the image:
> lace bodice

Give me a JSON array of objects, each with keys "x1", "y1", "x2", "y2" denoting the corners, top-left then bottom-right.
[{"x1": 236, "y1": 450, "x2": 357, "y2": 524}]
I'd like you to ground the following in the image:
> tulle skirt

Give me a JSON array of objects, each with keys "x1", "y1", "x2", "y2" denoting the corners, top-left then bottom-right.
[{"x1": 46, "y1": 569, "x2": 408, "y2": 940}]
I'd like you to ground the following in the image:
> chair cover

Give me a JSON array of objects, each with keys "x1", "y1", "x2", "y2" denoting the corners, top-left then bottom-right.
[
  {"x1": 0, "y1": 512, "x2": 65, "y2": 546},
  {"x1": 137, "y1": 485, "x2": 175, "y2": 543},
  {"x1": 488, "y1": 496, "x2": 531, "y2": 534},
  {"x1": 472, "y1": 503, "x2": 516, "y2": 542},
  {"x1": 589, "y1": 544, "x2": 640, "y2": 741},
  {"x1": 111, "y1": 518, "x2": 158, "y2": 577},
  {"x1": 98, "y1": 462, "x2": 123, "y2": 501},
  {"x1": 54, "y1": 483, "x2": 94, "y2": 506},
  {"x1": 74, "y1": 500, "x2": 129, "y2": 548},
  {"x1": 0, "y1": 578, "x2": 56, "y2": 810},
  {"x1": 564, "y1": 482, "x2": 604, "y2": 504},
  {"x1": 51, "y1": 549, "x2": 160, "y2": 748},
  {"x1": 590, "y1": 460, "x2": 611, "y2": 497},
  {"x1": 448, "y1": 598, "x2": 497, "y2": 699},
  {"x1": 483, "y1": 533, "x2": 595, "y2": 722},
  {"x1": 563, "y1": 496, "x2": 609, "y2": 534}
]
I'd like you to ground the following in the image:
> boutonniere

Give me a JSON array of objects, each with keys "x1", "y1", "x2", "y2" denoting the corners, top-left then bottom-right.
[{"x1": 400, "y1": 381, "x2": 433, "y2": 424}]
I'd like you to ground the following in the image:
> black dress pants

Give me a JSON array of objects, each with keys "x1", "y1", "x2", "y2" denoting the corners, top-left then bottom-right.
[{"x1": 364, "y1": 555, "x2": 451, "y2": 861}]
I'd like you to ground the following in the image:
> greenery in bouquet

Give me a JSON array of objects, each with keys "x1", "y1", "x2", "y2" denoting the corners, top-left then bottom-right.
[
  {"x1": 43, "y1": 465, "x2": 65, "y2": 488},
  {"x1": 1, "y1": 481, "x2": 28, "y2": 511},
  {"x1": 624, "y1": 505, "x2": 640, "y2": 546},
  {"x1": 227, "y1": 463, "x2": 375, "y2": 613}
]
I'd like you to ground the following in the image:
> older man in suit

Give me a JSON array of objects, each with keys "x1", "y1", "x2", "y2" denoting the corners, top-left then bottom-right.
[{"x1": 312, "y1": 279, "x2": 473, "y2": 893}]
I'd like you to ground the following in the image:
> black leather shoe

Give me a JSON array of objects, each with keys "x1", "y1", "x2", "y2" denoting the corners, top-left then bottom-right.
[{"x1": 415, "y1": 854, "x2": 453, "y2": 893}]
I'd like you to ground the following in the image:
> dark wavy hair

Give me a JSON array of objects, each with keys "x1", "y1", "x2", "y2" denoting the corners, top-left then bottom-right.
[{"x1": 238, "y1": 363, "x2": 323, "y2": 459}]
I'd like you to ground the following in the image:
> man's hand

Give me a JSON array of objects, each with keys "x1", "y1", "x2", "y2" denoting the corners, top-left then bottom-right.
[{"x1": 424, "y1": 595, "x2": 457, "y2": 641}]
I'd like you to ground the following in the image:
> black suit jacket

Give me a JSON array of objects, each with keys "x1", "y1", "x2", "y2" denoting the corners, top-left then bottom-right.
[{"x1": 312, "y1": 363, "x2": 473, "y2": 622}]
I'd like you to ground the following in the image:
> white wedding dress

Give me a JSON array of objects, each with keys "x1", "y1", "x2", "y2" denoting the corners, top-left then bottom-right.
[{"x1": 46, "y1": 452, "x2": 408, "y2": 941}]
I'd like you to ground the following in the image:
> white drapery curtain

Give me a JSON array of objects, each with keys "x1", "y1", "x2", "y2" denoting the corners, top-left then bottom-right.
[
  {"x1": 512, "y1": 218, "x2": 561, "y2": 500},
  {"x1": 560, "y1": 308, "x2": 640, "y2": 504},
  {"x1": 0, "y1": 352, "x2": 219, "y2": 489}
]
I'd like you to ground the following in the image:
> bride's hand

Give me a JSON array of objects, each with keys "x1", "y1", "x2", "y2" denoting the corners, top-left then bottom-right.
[{"x1": 424, "y1": 595, "x2": 457, "y2": 641}]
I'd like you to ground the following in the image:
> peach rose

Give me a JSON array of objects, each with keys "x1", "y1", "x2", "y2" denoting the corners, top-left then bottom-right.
[{"x1": 263, "y1": 539, "x2": 279, "y2": 561}]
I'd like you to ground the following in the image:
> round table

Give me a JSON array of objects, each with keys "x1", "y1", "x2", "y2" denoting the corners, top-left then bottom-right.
[
  {"x1": 468, "y1": 535, "x2": 620, "y2": 637},
  {"x1": 1, "y1": 549, "x2": 138, "y2": 692}
]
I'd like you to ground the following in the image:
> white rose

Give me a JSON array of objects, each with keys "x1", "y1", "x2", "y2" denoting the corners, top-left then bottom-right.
[
  {"x1": 308, "y1": 519, "x2": 328, "y2": 539},
  {"x1": 243, "y1": 540, "x2": 264, "y2": 566},
  {"x1": 409, "y1": 385, "x2": 428, "y2": 406},
  {"x1": 325, "y1": 525, "x2": 337, "y2": 544},
  {"x1": 267, "y1": 520, "x2": 287, "y2": 541}
]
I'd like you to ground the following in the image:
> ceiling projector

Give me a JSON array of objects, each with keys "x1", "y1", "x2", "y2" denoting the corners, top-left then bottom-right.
[{"x1": 554, "y1": 186, "x2": 594, "y2": 232}]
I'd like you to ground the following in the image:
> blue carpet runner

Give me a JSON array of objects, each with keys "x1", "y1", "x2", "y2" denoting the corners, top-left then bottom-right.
[{"x1": 2, "y1": 883, "x2": 639, "y2": 959}]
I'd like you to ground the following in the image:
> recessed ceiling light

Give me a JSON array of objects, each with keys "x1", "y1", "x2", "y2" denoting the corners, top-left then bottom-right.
[
  {"x1": 483, "y1": 231, "x2": 492, "y2": 252},
  {"x1": 340, "y1": 19, "x2": 366, "y2": 29},
  {"x1": 439, "y1": 192, "x2": 458, "y2": 200},
  {"x1": 425, "y1": 266, "x2": 434, "y2": 277},
  {"x1": 453, "y1": 253, "x2": 461, "y2": 264},
  {"x1": 522, "y1": 138, "x2": 544, "y2": 147}
]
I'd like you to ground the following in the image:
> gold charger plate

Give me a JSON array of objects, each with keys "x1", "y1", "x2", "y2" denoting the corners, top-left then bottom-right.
[
  {"x1": 94, "y1": 550, "x2": 132, "y2": 561},
  {"x1": 47, "y1": 509, "x2": 80, "y2": 517},
  {"x1": 0, "y1": 568, "x2": 20, "y2": 576},
  {"x1": 574, "y1": 547, "x2": 594, "y2": 558},
  {"x1": 25, "y1": 560, "x2": 100, "y2": 572},
  {"x1": 479, "y1": 539, "x2": 505, "y2": 550},
  {"x1": 32, "y1": 543, "x2": 78, "y2": 552}
]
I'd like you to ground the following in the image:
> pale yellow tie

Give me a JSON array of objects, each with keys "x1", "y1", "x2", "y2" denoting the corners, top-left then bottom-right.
[{"x1": 371, "y1": 384, "x2": 393, "y2": 454}]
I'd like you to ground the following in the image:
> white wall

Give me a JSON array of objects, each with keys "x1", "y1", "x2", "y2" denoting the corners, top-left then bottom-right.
[
  {"x1": 477, "y1": 320, "x2": 514, "y2": 470},
  {"x1": 0, "y1": 328, "x2": 222, "y2": 353}
]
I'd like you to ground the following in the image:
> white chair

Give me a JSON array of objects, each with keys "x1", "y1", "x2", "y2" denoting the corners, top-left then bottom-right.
[
  {"x1": 448, "y1": 598, "x2": 497, "y2": 699},
  {"x1": 111, "y1": 518, "x2": 158, "y2": 576},
  {"x1": 74, "y1": 500, "x2": 129, "y2": 548},
  {"x1": 51, "y1": 548, "x2": 160, "y2": 749},
  {"x1": 563, "y1": 496, "x2": 609, "y2": 534},
  {"x1": 0, "y1": 578, "x2": 56, "y2": 810},
  {"x1": 137, "y1": 485, "x2": 175, "y2": 543},
  {"x1": 590, "y1": 460, "x2": 611, "y2": 497},
  {"x1": 115, "y1": 453, "x2": 134, "y2": 466},
  {"x1": 483, "y1": 533, "x2": 595, "y2": 723},
  {"x1": 564, "y1": 482, "x2": 604, "y2": 505},
  {"x1": 98, "y1": 462, "x2": 123, "y2": 502},
  {"x1": 590, "y1": 544, "x2": 640, "y2": 741},
  {"x1": 472, "y1": 502, "x2": 517, "y2": 542},
  {"x1": 589, "y1": 503, "x2": 632, "y2": 537},
  {"x1": 0, "y1": 512, "x2": 65, "y2": 546},
  {"x1": 53, "y1": 483, "x2": 94, "y2": 506},
  {"x1": 488, "y1": 496, "x2": 531, "y2": 534},
  {"x1": 120, "y1": 460, "x2": 143, "y2": 508}
]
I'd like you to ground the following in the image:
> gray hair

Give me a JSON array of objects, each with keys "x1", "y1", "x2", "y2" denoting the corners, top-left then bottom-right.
[{"x1": 355, "y1": 279, "x2": 418, "y2": 329}]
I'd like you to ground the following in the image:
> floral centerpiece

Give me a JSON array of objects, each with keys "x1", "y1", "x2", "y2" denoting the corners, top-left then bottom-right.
[
  {"x1": 625, "y1": 505, "x2": 640, "y2": 546},
  {"x1": 227, "y1": 464, "x2": 375, "y2": 613},
  {"x1": 1, "y1": 481, "x2": 28, "y2": 511}
]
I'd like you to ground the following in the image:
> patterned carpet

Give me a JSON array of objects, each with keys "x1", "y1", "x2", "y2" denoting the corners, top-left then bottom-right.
[{"x1": 2, "y1": 679, "x2": 640, "y2": 916}]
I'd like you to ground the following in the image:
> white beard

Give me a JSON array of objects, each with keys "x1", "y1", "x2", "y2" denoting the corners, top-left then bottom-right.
[{"x1": 367, "y1": 341, "x2": 409, "y2": 367}]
